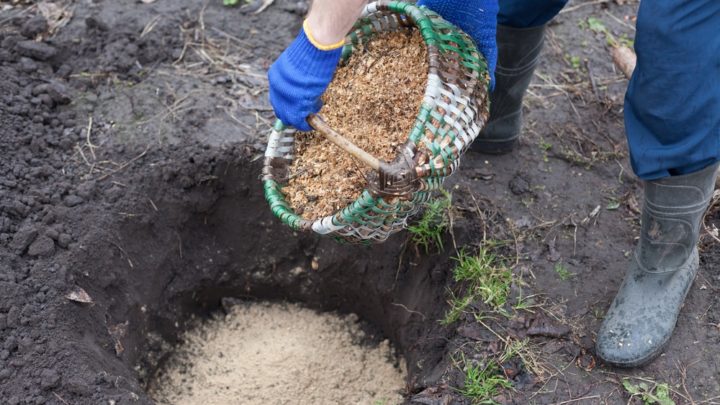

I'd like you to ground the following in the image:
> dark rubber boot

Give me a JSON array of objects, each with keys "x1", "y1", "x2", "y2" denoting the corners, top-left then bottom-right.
[
  {"x1": 471, "y1": 24, "x2": 545, "y2": 155},
  {"x1": 596, "y1": 162, "x2": 720, "y2": 367}
]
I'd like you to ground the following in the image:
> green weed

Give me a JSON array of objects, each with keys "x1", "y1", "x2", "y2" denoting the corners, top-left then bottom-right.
[
  {"x1": 554, "y1": 262, "x2": 573, "y2": 281},
  {"x1": 499, "y1": 338, "x2": 528, "y2": 363},
  {"x1": 539, "y1": 139, "x2": 552, "y2": 151},
  {"x1": 587, "y1": 17, "x2": 608, "y2": 34},
  {"x1": 512, "y1": 290, "x2": 539, "y2": 312},
  {"x1": 565, "y1": 54, "x2": 582, "y2": 70},
  {"x1": 622, "y1": 379, "x2": 675, "y2": 405},
  {"x1": 454, "y1": 249, "x2": 512, "y2": 308},
  {"x1": 442, "y1": 290, "x2": 474, "y2": 325},
  {"x1": 606, "y1": 199, "x2": 620, "y2": 210},
  {"x1": 408, "y1": 190, "x2": 452, "y2": 254},
  {"x1": 583, "y1": 15, "x2": 636, "y2": 49},
  {"x1": 539, "y1": 139, "x2": 552, "y2": 162},
  {"x1": 442, "y1": 248, "x2": 513, "y2": 324},
  {"x1": 459, "y1": 357, "x2": 512, "y2": 404}
]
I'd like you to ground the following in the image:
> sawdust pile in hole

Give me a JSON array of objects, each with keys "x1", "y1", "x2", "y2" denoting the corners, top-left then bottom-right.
[
  {"x1": 149, "y1": 301, "x2": 407, "y2": 405},
  {"x1": 284, "y1": 30, "x2": 428, "y2": 219}
]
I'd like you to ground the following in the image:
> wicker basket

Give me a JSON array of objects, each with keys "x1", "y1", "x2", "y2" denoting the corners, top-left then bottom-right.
[{"x1": 263, "y1": 0, "x2": 490, "y2": 243}]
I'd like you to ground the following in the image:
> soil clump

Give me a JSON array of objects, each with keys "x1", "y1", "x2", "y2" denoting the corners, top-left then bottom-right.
[
  {"x1": 285, "y1": 30, "x2": 428, "y2": 219},
  {"x1": 149, "y1": 302, "x2": 406, "y2": 405}
]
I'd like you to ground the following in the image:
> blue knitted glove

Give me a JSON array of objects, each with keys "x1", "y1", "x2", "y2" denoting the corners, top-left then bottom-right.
[
  {"x1": 417, "y1": 0, "x2": 499, "y2": 88},
  {"x1": 268, "y1": 23, "x2": 343, "y2": 131}
]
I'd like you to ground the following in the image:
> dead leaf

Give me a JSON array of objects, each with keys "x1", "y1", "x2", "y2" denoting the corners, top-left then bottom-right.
[
  {"x1": 108, "y1": 321, "x2": 129, "y2": 356},
  {"x1": 610, "y1": 45, "x2": 636, "y2": 80},
  {"x1": 527, "y1": 314, "x2": 571, "y2": 338},
  {"x1": 113, "y1": 340, "x2": 124, "y2": 355},
  {"x1": 65, "y1": 286, "x2": 93, "y2": 304},
  {"x1": 626, "y1": 193, "x2": 640, "y2": 215},
  {"x1": 576, "y1": 350, "x2": 596, "y2": 371}
]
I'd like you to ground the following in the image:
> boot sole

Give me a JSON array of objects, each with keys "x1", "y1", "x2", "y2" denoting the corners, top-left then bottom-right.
[{"x1": 600, "y1": 336, "x2": 670, "y2": 368}]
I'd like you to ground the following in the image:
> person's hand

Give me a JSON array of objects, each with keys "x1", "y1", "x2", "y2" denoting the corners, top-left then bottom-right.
[
  {"x1": 417, "y1": 0, "x2": 499, "y2": 88},
  {"x1": 268, "y1": 0, "x2": 366, "y2": 131}
]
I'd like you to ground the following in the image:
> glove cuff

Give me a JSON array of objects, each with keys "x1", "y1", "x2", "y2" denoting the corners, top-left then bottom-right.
[
  {"x1": 284, "y1": 25, "x2": 344, "y2": 79},
  {"x1": 302, "y1": 20, "x2": 346, "y2": 51}
]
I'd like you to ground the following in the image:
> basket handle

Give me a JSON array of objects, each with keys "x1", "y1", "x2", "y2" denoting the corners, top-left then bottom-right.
[{"x1": 307, "y1": 114, "x2": 381, "y2": 172}]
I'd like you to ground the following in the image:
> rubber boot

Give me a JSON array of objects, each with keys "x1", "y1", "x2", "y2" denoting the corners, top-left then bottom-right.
[
  {"x1": 471, "y1": 24, "x2": 545, "y2": 155},
  {"x1": 596, "y1": 162, "x2": 720, "y2": 367}
]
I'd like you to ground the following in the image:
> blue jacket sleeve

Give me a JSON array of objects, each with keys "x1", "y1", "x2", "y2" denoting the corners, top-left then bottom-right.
[{"x1": 417, "y1": 0, "x2": 499, "y2": 88}]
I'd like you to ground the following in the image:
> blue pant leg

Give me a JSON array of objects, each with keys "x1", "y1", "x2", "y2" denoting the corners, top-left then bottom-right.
[
  {"x1": 625, "y1": 1, "x2": 720, "y2": 180},
  {"x1": 498, "y1": 0, "x2": 569, "y2": 28}
]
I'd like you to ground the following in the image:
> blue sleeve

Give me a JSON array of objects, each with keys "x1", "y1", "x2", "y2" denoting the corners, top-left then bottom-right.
[{"x1": 417, "y1": 0, "x2": 499, "y2": 87}]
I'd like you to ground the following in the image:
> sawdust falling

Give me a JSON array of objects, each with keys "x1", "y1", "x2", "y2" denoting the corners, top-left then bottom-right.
[
  {"x1": 149, "y1": 302, "x2": 407, "y2": 405},
  {"x1": 284, "y1": 30, "x2": 428, "y2": 219}
]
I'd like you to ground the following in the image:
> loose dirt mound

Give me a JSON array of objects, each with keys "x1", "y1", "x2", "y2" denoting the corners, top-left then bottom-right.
[
  {"x1": 149, "y1": 302, "x2": 406, "y2": 405},
  {"x1": 285, "y1": 30, "x2": 428, "y2": 219}
]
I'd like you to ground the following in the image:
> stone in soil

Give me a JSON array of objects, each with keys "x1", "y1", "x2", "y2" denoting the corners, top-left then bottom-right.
[
  {"x1": 15, "y1": 40, "x2": 57, "y2": 61},
  {"x1": 9, "y1": 225, "x2": 39, "y2": 253},
  {"x1": 27, "y1": 236, "x2": 55, "y2": 257},
  {"x1": 20, "y1": 16, "x2": 48, "y2": 39}
]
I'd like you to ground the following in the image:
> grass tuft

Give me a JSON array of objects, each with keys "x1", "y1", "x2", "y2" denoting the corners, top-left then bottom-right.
[
  {"x1": 458, "y1": 355, "x2": 512, "y2": 404},
  {"x1": 408, "y1": 190, "x2": 452, "y2": 254},
  {"x1": 442, "y1": 247, "x2": 512, "y2": 324}
]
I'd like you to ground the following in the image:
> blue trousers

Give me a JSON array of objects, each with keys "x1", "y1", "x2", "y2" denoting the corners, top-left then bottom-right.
[{"x1": 499, "y1": 0, "x2": 720, "y2": 180}]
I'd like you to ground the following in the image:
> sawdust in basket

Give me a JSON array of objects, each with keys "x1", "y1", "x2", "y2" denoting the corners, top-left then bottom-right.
[{"x1": 283, "y1": 29, "x2": 428, "y2": 220}]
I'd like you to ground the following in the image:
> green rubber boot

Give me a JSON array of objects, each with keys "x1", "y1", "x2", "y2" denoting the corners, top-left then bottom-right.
[
  {"x1": 596, "y1": 162, "x2": 719, "y2": 367},
  {"x1": 471, "y1": 24, "x2": 545, "y2": 155}
]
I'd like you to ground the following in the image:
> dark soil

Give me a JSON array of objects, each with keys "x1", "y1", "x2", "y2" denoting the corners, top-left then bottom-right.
[{"x1": 1, "y1": 1, "x2": 719, "y2": 404}]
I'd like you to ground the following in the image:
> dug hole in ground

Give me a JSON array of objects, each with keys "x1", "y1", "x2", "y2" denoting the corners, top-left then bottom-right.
[{"x1": 2, "y1": 0, "x2": 720, "y2": 404}]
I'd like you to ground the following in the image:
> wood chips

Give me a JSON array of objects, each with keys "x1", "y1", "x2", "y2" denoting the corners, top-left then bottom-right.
[{"x1": 284, "y1": 30, "x2": 428, "y2": 219}]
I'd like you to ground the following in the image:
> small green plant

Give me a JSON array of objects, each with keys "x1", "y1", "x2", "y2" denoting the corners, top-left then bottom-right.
[
  {"x1": 442, "y1": 290, "x2": 474, "y2": 325},
  {"x1": 622, "y1": 379, "x2": 675, "y2": 405},
  {"x1": 606, "y1": 199, "x2": 621, "y2": 210},
  {"x1": 442, "y1": 248, "x2": 513, "y2": 324},
  {"x1": 587, "y1": 17, "x2": 608, "y2": 34},
  {"x1": 499, "y1": 338, "x2": 529, "y2": 363},
  {"x1": 459, "y1": 359, "x2": 512, "y2": 404},
  {"x1": 539, "y1": 139, "x2": 552, "y2": 152},
  {"x1": 539, "y1": 139, "x2": 552, "y2": 162},
  {"x1": 565, "y1": 54, "x2": 582, "y2": 70},
  {"x1": 408, "y1": 190, "x2": 452, "y2": 254},
  {"x1": 554, "y1": 262, "x2": 573, "y2": 281},
  {"x1": 454, "y1": 249, "x2": 512, "y2": 308},
  {"x1": 583, "y1": 15, "x2": 636, "y2": 49},
  {"x1": 512, "y1": 289, "x2": 539, "y2": 312}
]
